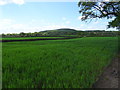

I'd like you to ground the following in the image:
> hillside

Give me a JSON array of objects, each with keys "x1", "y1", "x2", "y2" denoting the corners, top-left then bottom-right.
[{"x1": 40, "y1": 28, "x2": 78, "y2": 36}]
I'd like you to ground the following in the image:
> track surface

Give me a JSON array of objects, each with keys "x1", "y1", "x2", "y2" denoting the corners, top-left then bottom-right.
[{"x1": 93, "y1": 55, "x2": 119, "y2": 88}]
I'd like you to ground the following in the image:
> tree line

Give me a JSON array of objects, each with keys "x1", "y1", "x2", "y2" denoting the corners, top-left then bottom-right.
[{"x1": 1, "y1": 30, "x2": 119, "y2": 38}]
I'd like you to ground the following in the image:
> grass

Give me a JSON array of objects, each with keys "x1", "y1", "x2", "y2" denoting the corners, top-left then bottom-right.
[
  {"x1": 2, "y1": 37, "x2": 118, "y2": 88},
  {"x1": 1, "y1": 37, "x2": 64, "y2": 40},
  {"x1": 0, "y1": 41, "x2": 1, "y2": 89}
]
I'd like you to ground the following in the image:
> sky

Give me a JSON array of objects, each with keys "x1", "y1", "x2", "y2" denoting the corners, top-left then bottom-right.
[{"x1": 0, "y1": 0, "x2": 117, "y2": 34}]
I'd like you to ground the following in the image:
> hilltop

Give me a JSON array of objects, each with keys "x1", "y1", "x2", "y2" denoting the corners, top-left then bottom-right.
[{"x1": 40, "y1": 28, "x2": 78, "y2": 36}]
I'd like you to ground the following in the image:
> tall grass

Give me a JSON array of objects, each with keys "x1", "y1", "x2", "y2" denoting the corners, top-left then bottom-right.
[
  {"x1": 0, "y1": 42, "x2": 2, "y2": 89},
  {"x1": 2, "y1": 37, "x2": 118, "y2": 88}
]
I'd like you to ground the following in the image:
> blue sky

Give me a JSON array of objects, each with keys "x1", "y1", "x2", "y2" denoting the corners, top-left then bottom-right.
[{"x1": 0, "y1": 0, "x2": 116, "y2": 34}]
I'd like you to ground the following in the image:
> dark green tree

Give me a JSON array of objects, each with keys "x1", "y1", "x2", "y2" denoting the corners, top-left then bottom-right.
[
  {"x1": 20, "y1": 32, "x2": 25, "y2": 37},
  {"x1": 78, "y1": 1, "x2": 120, "y2": 30}
]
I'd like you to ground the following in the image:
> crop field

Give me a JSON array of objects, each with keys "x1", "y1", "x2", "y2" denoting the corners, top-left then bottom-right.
[
  {"x1": 1, "y1": 37, "x2": 64, "y2": 40},
  {"x1": 2, "y1": 37, "x2": 118, "y2": 88}
]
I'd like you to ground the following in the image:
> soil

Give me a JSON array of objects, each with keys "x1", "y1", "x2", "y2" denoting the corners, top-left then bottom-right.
[{"x1": 93, "y1": 54, "x2": 119, "y2": 88}]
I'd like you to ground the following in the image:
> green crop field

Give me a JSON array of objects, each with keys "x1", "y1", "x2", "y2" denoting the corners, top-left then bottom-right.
[
  {"x1": 1, "y1": 37, "x2": 64, "y2": 40},
  {"x1": 2, "y1": 37, "x2": 118, "y2": 88}
]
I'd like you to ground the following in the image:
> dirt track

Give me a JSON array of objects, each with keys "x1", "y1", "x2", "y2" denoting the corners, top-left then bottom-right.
[{"x1": 93, "y1": 55, "x2": 119, "y2": 88}]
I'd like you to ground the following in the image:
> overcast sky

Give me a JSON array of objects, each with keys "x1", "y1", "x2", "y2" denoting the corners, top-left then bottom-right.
[{"x1": 0, "y1": 0, "x2": 117, "y2": 34}]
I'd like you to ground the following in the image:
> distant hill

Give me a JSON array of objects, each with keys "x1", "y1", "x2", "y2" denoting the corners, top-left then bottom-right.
[
  {"x1": 56, "y1": 28, "x2": 77, "y2": 31},
  {"x1": 40, "y1": 28, "x2": 78, "y2": 36}
]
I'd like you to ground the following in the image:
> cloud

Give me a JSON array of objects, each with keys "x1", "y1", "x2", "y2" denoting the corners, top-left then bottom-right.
[
  {"x1": 0, "y1": 18, "x2": 79, "y2": 34},
  {"x1": 0, "y1": 19, "x2": 14, "y2": 29},
  {"x1": 104, "y1": 0, "x2": 110, "y2": 2},
  {"x1": 62, "y1": 17, "x2": 67, "y2": 21},
  {"x1": 61, "y1": 17, "x2": 70, "y2": 24},
  {"x1": 94, "y1": 21, "x2": 99, "y2": 24},
  {"x1": 0, "y1": 0, "x2": 25, "y2": 5},
  {"x1": 80, "y1": 24, "x2": 84, "y2": 27},
  {"x1": 2, "y1": 19, "x2": 14, "y2": 24},
  {"x1": 25, "y1": 0, "x2": 78, "y2": 2},
  {"x1": 12, "y1": 0, "x2": 25, "y2": 5},
  {"x1": 0, "y1": 18, "x2": 27, "y2": 33},
  {"x1": 79, "y1": 0, "x2": 110, "y2": 2},
  {"x1": 11, "y1": 24, "x2": 25, "y2": 29},
  {"x1": 65, "y1": 21, "x2": 70, "y2": 24},
  {"x1": 78, "y1": 16, "x2": 82, "y2": 20},
  {"x1": 78, "y1": 16, "x2": 85, "y2": 20},
  {"x1": 0, "y1": 0, "x2": 79, "y2": 5},
  {"x1": 0, "y1": 18, "x2": 116, "y2": 34},
  {"x1": 0, "y1": 0, "x2": 7, "y2": 5}
]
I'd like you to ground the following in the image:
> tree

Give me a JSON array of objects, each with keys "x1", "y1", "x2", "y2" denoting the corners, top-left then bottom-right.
[
  {"x1": 2, "y1": 33, "x2": 6, "y2": 37},
  {"x1": 78, "y1": 1, "x2": 120, "y2": 30},
  {"x1": 20, "y1": 32, "x2": 25, "y2": 37}
]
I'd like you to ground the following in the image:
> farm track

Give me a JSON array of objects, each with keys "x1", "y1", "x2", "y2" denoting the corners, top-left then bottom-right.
[
  {"x1": 93, "y1": 54, "x2": 119, "y2": 88},
  {"x1": 1, "y1": 37, "x2": 77, "y2": 42}
]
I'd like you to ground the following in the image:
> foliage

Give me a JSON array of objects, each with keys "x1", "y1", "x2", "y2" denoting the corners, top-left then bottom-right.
[
  {"x1": 1, "y1": 29, "x2": 119, "y2": 38},
  {"x1": 78, "y1": 2, "x2": 120, "y2": 30}
]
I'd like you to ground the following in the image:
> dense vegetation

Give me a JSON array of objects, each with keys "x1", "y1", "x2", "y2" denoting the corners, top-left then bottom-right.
[
  {"x1": 2, "y1": 37, "x2": 118, "y2": 88},
  {"x1": 78, "y1": 2, "x2": 120, "y2": 30},
  {"x1": 1, "y1": 28, "x2": 119, "y2": 38}
]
